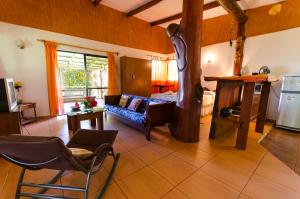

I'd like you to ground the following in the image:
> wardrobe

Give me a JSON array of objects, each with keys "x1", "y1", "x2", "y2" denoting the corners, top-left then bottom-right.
[{"x1": 120, "y1": 56, "x2": 151, "y2": 97}]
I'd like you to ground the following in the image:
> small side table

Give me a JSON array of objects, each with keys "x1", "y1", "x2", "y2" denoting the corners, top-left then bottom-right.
[
  {"x1": 18, "y1": 102, "x2": 37, "y2": 125},
  {"x1": 67, "y1": 110, "x2": 104, "y2": 133}
]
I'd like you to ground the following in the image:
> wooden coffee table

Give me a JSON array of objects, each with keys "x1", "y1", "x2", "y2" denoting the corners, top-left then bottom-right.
[{"x1": 67, "y1": 110, "x2": 104, "y2": 133}]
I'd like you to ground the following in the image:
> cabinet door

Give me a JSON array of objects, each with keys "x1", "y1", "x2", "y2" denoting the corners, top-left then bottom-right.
[{"x1": 121, "y1": 57, "x2": 151, "y2": 97}]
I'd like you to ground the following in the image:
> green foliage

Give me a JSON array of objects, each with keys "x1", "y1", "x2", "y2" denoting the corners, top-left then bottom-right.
[{"x1": 61, "y1": 68, "x2": 85, "y2": 88}]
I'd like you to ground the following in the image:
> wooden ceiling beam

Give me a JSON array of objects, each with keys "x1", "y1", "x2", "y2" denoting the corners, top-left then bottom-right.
[
  {"x1": 126, "y1": 0, "x2": 163, "y2": 17},
  {"x1": 93, "y1": 0, "x2": 103, "y2": 6},
  {"x1": 217, "y1": 0, "x2": 247, "y2": 23},
  {"x1": 150, "y1": 0, "x2": 240, "y2": 26},
  {"x1": 217, "y1": 0, "x2": 248, "y2": 75}
]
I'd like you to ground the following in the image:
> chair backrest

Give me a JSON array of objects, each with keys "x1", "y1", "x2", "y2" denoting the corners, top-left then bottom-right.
[{"x1": 0, "y1": 135, "x2": 82, "y2": 171}]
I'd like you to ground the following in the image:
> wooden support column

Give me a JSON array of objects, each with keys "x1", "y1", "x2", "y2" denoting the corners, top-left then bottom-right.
[
  {"x1": 167, "y1": 0, "x2": 203, "y2": 142},
  {"x1": 234, "y1": 22, "x2": 246, "y2": 75},
  {"x1": 217, "y1": 0, "x2": 248, "y2": 75}
]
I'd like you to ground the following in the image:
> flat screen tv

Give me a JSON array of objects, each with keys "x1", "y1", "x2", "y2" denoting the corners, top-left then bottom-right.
[{"x1": 0, "y1": 78, "x2": 18, "y2": 112}]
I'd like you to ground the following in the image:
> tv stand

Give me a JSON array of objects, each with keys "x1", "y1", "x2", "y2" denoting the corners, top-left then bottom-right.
[{"x1": 0, "y1": 111, "x2": 21, "y2": 136}]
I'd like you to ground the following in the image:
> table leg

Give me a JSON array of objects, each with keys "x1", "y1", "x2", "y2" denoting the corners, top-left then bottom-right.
[
  {"x1": 67, "y1": 115, "x2": 72, "y2": 130},
  {"x1": 236, "y1": 82, "x2": 255, "y2": 150},
  {"x1": 97, "y1": 113, "x2": 104, "y2": 130},
  {"x1": 255, "y1": 82, "x2": 271, "y2": 133},
  {"x1": 71, "y1": 116, "x2": 80, "y2": 133},
  {"x1": 209, "y1": 82, "x2": 221, "y2": 139},
  {"x1": 90, "y1": 118, "x2": 96, "y2": 127}
]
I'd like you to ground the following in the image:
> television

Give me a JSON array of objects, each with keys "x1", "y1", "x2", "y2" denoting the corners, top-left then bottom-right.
[{"x1": 0, "y1": 78, "x2": 18, "y2": 112}]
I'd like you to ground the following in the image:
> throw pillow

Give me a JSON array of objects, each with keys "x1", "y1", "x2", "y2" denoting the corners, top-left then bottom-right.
[
  {"x1": 127, "y1": 98, "x2": 143, "y2": 111},
  {"x1": 69, "y1": 148, "x2": 93, "y2": 159},
  {"x1": 119, "y1": 95, "x2": 129, "y2": 108}
]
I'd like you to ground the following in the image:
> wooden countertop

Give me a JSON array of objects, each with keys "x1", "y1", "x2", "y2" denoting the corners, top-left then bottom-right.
[{"x1": 204, "y1": 75, "x2": 270, "y2": 83}]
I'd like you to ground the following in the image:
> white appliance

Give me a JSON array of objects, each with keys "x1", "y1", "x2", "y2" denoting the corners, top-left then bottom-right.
[{"x1": 276, "y1": 76, "x2": 300, "y2": 131}]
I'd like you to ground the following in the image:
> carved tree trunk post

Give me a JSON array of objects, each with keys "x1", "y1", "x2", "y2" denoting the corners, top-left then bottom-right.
[
  {"x1": 234, "y1": 22, "x2": 246, "y2": 75},
  {"x1": 217, "y1": 0, "x2": 248, "y2": 75},
  {"x1": 167, "y1": 0, "x2": 203, "y2": 142}
]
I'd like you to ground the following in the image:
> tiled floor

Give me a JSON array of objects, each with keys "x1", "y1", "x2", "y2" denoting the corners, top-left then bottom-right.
[
  {"x1": 261, "y1": 127, "x2": 300, "y2": 175},
  {"x1": 1, "y1": 115, "x2": 300, "y2": 199}
]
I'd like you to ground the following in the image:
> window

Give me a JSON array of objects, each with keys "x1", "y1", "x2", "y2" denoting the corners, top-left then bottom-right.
[
  {"x1": 57, "y1": 51, "x2": 108, "y2": 103},
  {"x1": 151, "y1": 58, "x2": 178, "y2": 93}
]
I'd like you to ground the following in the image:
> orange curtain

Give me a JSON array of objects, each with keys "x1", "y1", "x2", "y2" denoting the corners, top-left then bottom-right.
[
  {"x1": 166, "y1": 59, "x2": 178, "y2": 91},
  {"x1": 151, "y1": 59, "x2": 178, "y2": 93},
  {"x1": 44, "y1": 41, "x2": 64, "y2": 116},
  {"x1": 107, "y1": 52, "x2": 119, "y2": 95}
]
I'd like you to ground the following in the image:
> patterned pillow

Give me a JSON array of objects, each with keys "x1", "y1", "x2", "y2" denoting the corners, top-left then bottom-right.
[
  {"x1": 119, "y1": 95, "x2": 129, "y2": 108},
  {"x1": 127, "y1": 98, "x2": 143, "y2": 111}
]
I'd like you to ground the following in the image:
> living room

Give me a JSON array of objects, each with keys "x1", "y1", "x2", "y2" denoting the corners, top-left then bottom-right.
[{"x1": 1, "y1": 0, "x2": 300, "y2": 199}]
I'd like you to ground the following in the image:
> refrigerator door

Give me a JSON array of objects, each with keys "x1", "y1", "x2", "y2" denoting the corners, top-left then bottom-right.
[
  {"x1": 277, "y1": 93, "x2": 300, "y2": 131},
  {"x1": 282, "y1": 76, "x2": 300, "y2": 92}
]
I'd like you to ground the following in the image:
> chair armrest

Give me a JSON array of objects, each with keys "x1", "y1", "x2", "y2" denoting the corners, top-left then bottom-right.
[
  {"x1": 145, "y1": 102, "x2": 175, "y2": 125},
  {"x1": 104, "y1": 95, "x2": 121, "y2": 105},
  {"x1": 67, "y1": 129, "x2": 118, "y2": 150}
]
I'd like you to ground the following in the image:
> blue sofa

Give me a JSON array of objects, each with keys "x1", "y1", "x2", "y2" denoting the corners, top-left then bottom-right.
[{"x1": 104, "y1": 95, "x2": 175, "y2": 141}]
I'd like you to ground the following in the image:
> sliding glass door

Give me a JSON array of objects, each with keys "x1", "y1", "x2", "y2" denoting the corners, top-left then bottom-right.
[{"x1": 57, "y1": 51, "x2": 108, "y2": 104}]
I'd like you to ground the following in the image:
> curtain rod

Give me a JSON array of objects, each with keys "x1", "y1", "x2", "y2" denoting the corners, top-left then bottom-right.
[
  {"x1": 148, "y1": 55, "x2": 176, "y2": 60},
  {"x1": 37, "y1": 39, "x2": 119, "y2": 56}
]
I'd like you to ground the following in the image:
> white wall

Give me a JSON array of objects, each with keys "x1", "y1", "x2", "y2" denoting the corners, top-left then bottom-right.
[
  {"x1": 200, "y1": 27, "x2": 300, "y2": 120},
  {"x1": 0, "y1": 22, "x2": 165, "y2": 116}
]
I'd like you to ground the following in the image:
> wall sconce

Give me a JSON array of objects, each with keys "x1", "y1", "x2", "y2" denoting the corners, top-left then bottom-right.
[
  {"x1": 204, "y1": 53, "x2": 216, "y2": 64},
  {"x1": 16, "y1": 40, "x2": 26, "y2": 49}
]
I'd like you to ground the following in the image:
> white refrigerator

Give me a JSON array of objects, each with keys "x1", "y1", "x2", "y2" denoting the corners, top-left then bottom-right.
[{"x1": 276, "y1": 76, "x2": 300, "y2": 131}]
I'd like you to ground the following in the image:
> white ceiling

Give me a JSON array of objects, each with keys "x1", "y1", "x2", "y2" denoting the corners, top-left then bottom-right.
[{"x1": 101, "y1": 0, "x2": 284, "y2": 27}]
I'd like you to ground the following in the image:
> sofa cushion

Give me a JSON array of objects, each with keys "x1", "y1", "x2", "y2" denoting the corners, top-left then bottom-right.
[
  {"x1": 105, "y1": 105, "x2": 146, "y2": 124},
  {"x1": 119, "y1": 95, "x2": 129, "y2": 108},
  {"x1": 125, "y1": 95, "x2": 167, "y2": 114},
  {"x1": 127, "y1": 98, "x2": 143, "y2": 111}
]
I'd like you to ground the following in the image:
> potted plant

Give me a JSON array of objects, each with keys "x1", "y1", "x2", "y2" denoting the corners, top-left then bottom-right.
[
  {"x1": 14, "y1": 81, "x2": 23, "y2": 104},
  {"x1": 82, "y1": 96, "x2": 97, "y2": 110}
]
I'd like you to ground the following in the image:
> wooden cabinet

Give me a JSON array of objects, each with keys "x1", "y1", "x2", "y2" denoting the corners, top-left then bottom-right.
[
  {"x1": 121, "y1": 56, "x2": 151, "y2": 97},
  {"x1": 0, "y1": 111, "x2": 21, "y2": 136}
]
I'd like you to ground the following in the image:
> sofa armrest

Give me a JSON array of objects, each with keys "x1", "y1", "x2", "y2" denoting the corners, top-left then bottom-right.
[
  {"x1": 104, "y1": 95, "x2": 121, "y2": 105},
  {"x1": 145, "y1": 102, "x2": 176, "y2": 126}
]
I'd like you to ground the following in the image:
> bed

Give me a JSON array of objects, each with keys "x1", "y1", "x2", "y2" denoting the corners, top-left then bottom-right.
[{"x1": 151, "y1": 91, "x2": 215, "y2": 116}]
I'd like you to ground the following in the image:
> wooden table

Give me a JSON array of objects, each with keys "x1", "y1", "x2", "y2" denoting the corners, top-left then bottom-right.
[
  {"x1": 18, "y1": 102, "x2": 37, "y2": 125},
  {"x1": 204, "y1": 75, "x2": 274, "y2": 150},
  {"x1": 67, "y1": 110, "x2": 104, "y2": 133}
]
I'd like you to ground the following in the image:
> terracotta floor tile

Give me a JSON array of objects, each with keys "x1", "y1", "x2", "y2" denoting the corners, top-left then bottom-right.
[
  {"x1": 104, "y1": 152, "x2": 146, "y2": 181},
  {"x1": 178, "y1": 170, "x2": 240, "y2": 199},
  {"x1": 200, "y1": 149, "x2": 264, "y2": 191},
  {"x1": 150, "y1": 154, "x2": 197, "y2": 185},
  {"x1": 238, "y1": 193, "x2": 252, "y2": 199},
  {"x1": 117, "y1": 167, "x2": 173, "y2": 199},
  {"x1": 61, "y1": 168, "x2": 110, "y2": 198},
  {"x1": 0, "y1": 159, "x2": 12, "y2": 177},
  {"x1": 162, "y1": 189, "x2": 189, "y2": 199},
  {"x1": 89, "y1": 183, "x2": 127, "y2": 199},
  {"x1": 0, "y1": 173, "x2": 7, "y2": 197},
  {"x1": 173, "y1": 145, "x2": 213, "y2": 167},
  {"x1": 243, "y1": 174, "x2": 300, "y2": 199},
  {"x1": 255, "y1": 153, "x2": 300, "y2": 192},
  {"x1": 132, "y1": 143, "x2": 172, "y2": 164},
  {"x1": 151, "y1": 136, "x2": 188, "y2": 152},
  {"x1": 113, "y1": 139, "x2": 131, "y2": 153},
  {"x1": 1, "y1": 166, "x2": 22, "y2": 199},
  {"x1": 122, "y1": 134, "x2": 151, "y2": 151},
  {"x1": 1, "y1": 115, "x2": 299, "y2": 199}
]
